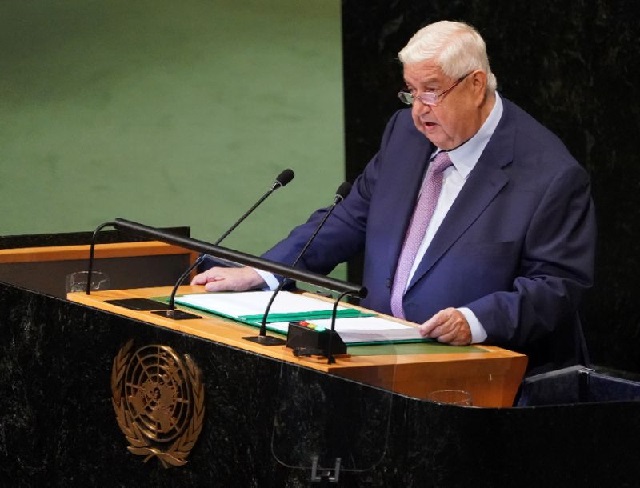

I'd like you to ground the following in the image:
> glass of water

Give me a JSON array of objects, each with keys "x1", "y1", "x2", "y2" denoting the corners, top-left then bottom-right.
[{"x1": 65, "y1": 270, "x2": 110, "y2": 293}]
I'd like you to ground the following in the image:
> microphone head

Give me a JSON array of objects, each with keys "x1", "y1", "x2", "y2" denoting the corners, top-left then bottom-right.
[
  {"x1": 275, "y1": 169, "x2": 295, "y2": 188},
  {"x1": 335, "y1": 181, "x2": 352, "y2": 202}
]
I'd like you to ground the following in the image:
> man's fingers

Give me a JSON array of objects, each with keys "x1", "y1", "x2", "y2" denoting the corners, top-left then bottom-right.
[
  {"x1": 419, "y1": 308, "x2": 471, "y2": 345},
  {"x1": 191, "y1": 266, "x2": 266, "y2": 292},
  {"x1": 418, "y1": 309, "x2": 448, "y2": 337},
  {"x1": 190, "y1": 273, "x2": 207, "y2": 285}
]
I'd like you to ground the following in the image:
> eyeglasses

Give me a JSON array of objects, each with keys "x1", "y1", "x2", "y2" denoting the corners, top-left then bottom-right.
[{"x1": 398, "y1": 72, "x2": 471, "y2": 107}]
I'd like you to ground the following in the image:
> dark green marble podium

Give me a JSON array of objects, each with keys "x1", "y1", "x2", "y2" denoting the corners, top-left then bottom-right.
[{"x1": 2, "y1": 233, "x2": 640, "y2": 487}]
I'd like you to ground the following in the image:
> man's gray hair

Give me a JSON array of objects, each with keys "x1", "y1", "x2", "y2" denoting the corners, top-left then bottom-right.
[{"x1": 398, "y1": 21, "x2": 497, "y2": 93}]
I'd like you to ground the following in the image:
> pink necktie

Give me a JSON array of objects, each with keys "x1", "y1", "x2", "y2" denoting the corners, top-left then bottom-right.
[{"x1": 390, "y1": 151, "x2": 452, "y2": 319}]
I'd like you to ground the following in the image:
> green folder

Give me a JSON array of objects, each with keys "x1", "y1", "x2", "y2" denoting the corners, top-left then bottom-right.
[{"x1": 238, "y1": 309, "x2": 375, "y2": 323}]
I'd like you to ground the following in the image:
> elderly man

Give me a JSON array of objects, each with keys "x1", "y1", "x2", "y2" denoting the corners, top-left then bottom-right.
[{"x1": 193, "y1": 21, "x2": 596, "y2": 375}]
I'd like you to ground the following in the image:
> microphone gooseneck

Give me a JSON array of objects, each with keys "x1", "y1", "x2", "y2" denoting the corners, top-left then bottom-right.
[
  {"x1": 85, "y1": 221, "x2": 117, "y2": 294},
  {"x1": 245, "y1": 182, "x2": 352, "y2": 346},
  {"x1": 166, "y1": 169, "x2": 295, "y2": 313}
]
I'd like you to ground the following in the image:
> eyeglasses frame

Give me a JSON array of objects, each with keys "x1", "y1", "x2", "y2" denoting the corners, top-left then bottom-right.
[{"x1": 398, "y1": 72, "x2": 472, "y2": 107}]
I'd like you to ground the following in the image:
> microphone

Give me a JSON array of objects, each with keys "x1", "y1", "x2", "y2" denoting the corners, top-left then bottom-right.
[
  {"x1": 244, "y1": 181, "x2": 352, "y2": 346},
  {"x1": 205, "y1": 168, "x2": 294, "y2": 250},
  {"x1": 156, "y1": 168, "x2": 295, "y2": 319}
]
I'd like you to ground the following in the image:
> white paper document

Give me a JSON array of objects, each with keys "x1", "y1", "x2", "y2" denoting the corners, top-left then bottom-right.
[
  {"x1": 176, "y1": 290, "x2": 348, "y2": 317},
  {"x1": 175, "y1": 290, "x2": 425, "y2": 345},
  {"x1": 267, "y1": 316, "x2": 424, "y2": 344}
]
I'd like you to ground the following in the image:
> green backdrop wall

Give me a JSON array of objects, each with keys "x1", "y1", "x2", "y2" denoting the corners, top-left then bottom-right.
[{"x1": 0, "y1": 0, "x2": 344, "y2": 270}]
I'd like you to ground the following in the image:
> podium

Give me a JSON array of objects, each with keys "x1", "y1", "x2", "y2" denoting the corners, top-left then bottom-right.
[
  {"x1": 67, "y1": 285, "x2": 527, "y2": 409},
  {"x1": 2, "y1": 235, "x2": 640, "y2": 487}
]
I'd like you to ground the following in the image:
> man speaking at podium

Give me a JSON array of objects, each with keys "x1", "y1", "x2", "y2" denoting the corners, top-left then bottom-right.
[{"x1": 193, "y1": 21, "x2": 596, "y2": 376}]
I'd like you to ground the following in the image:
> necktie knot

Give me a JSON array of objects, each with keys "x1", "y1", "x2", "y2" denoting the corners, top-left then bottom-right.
[{"x1": 430, "y1": 151, "x2": 452, "y2": 175}]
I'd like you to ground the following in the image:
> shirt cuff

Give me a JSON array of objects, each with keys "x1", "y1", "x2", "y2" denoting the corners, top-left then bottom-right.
[
  {"x1": 254, "y1": 269, "x2": 279, "y2": 291},
  {"x1": 457, "y1": 307, "x2": 487, "y2": 344}
]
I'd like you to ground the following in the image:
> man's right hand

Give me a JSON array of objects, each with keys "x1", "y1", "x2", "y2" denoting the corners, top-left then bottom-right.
[{"x1": 190, "y1": 266, "x2": 266, "y2": 292}]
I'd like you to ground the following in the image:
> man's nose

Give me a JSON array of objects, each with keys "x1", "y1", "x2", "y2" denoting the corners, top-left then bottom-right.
[{"x1": 413, "y1": 99, "x2": 432, "y2": 115}]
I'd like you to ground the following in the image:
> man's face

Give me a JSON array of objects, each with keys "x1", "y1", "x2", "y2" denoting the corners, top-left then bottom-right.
[{"x1": 403, "y1": 61, "x2": 481, "y2": 150}]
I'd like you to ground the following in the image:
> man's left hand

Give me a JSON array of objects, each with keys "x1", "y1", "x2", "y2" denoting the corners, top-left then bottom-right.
[{"x1": 418, "y1": 308, "x2": 472, "y2": 346}]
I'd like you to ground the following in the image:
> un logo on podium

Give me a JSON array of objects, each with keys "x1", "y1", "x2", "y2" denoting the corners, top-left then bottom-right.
[{"x1": 111, "y1": 340, "x2": 205, "y2": 467}]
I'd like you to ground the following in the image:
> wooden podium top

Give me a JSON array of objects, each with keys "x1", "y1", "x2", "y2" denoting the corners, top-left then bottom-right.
[{"x1": 68, "y1": 286, "x2": 527, "y2": 408}]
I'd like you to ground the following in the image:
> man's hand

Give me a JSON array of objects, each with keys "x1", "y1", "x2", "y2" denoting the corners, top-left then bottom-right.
[
  {"x1": 418, "y1": 307, "x2": 472, "y2": 346},
  {"x1": 190, "y1": 267, "x2": 266, "y2": 292}
]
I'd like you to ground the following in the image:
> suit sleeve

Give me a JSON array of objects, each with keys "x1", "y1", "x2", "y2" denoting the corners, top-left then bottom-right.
[{"x1": 466, "y1": 163, "x2": 596, "y2": 349}]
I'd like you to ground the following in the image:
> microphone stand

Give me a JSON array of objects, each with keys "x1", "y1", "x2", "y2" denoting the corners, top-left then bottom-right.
[
  {"x1": 83, "y1": 169, "x2": 294, "y2": 314},
  {"x1": 243, "y1": 277, "x2": 291, "y2": 346},
  {"x1": 327, "y1": 290, "x2": 351, "y2": 364},
  {"x1": 244, "y1": 183, "x2": 351, "y2": 346},
  {"x1": 85, "y1": 221, "x2": 117, "y2": 295},
  {"x1": 161, "y1": 171, "x2": 293, "y2": 318}
]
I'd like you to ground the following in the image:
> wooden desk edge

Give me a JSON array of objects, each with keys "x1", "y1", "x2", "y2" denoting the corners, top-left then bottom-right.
[{"x1": 0, "y1": 241, "x2": 196, "y2": 264}]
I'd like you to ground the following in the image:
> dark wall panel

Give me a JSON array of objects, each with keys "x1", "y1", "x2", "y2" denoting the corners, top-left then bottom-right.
[{"x1": 342, "y1": 0, "x2": 640, "y2": 373}]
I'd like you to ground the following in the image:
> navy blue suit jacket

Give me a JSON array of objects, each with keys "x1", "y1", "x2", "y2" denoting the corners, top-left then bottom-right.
[{"x1": 263, "y1": 98, "x2": 596, "y2": 375}]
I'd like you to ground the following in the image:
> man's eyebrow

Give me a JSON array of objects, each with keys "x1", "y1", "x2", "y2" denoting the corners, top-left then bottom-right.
[{"x1": 404, "y1": 76, "x2": 441, "y2": 87}]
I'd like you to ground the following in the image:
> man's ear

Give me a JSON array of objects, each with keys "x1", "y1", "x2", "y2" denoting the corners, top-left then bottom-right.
[{"x1": 470, "y1": 70, "x2": 488, "y2": 106}]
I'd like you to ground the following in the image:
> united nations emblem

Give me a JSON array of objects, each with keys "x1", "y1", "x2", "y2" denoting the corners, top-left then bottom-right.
[{"x1": 111, "y1": 340, "x2": 205, "y2": 467}]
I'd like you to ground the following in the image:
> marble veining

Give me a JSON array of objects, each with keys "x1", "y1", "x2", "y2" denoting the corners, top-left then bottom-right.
[{"x1": 2, "y1": 280, "x2": 640, "y2": 486}]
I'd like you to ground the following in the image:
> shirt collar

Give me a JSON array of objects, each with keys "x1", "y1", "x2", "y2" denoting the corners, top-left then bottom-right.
[{"x1": 435, "y1": 92, "x2": 504, "y2": 179}]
